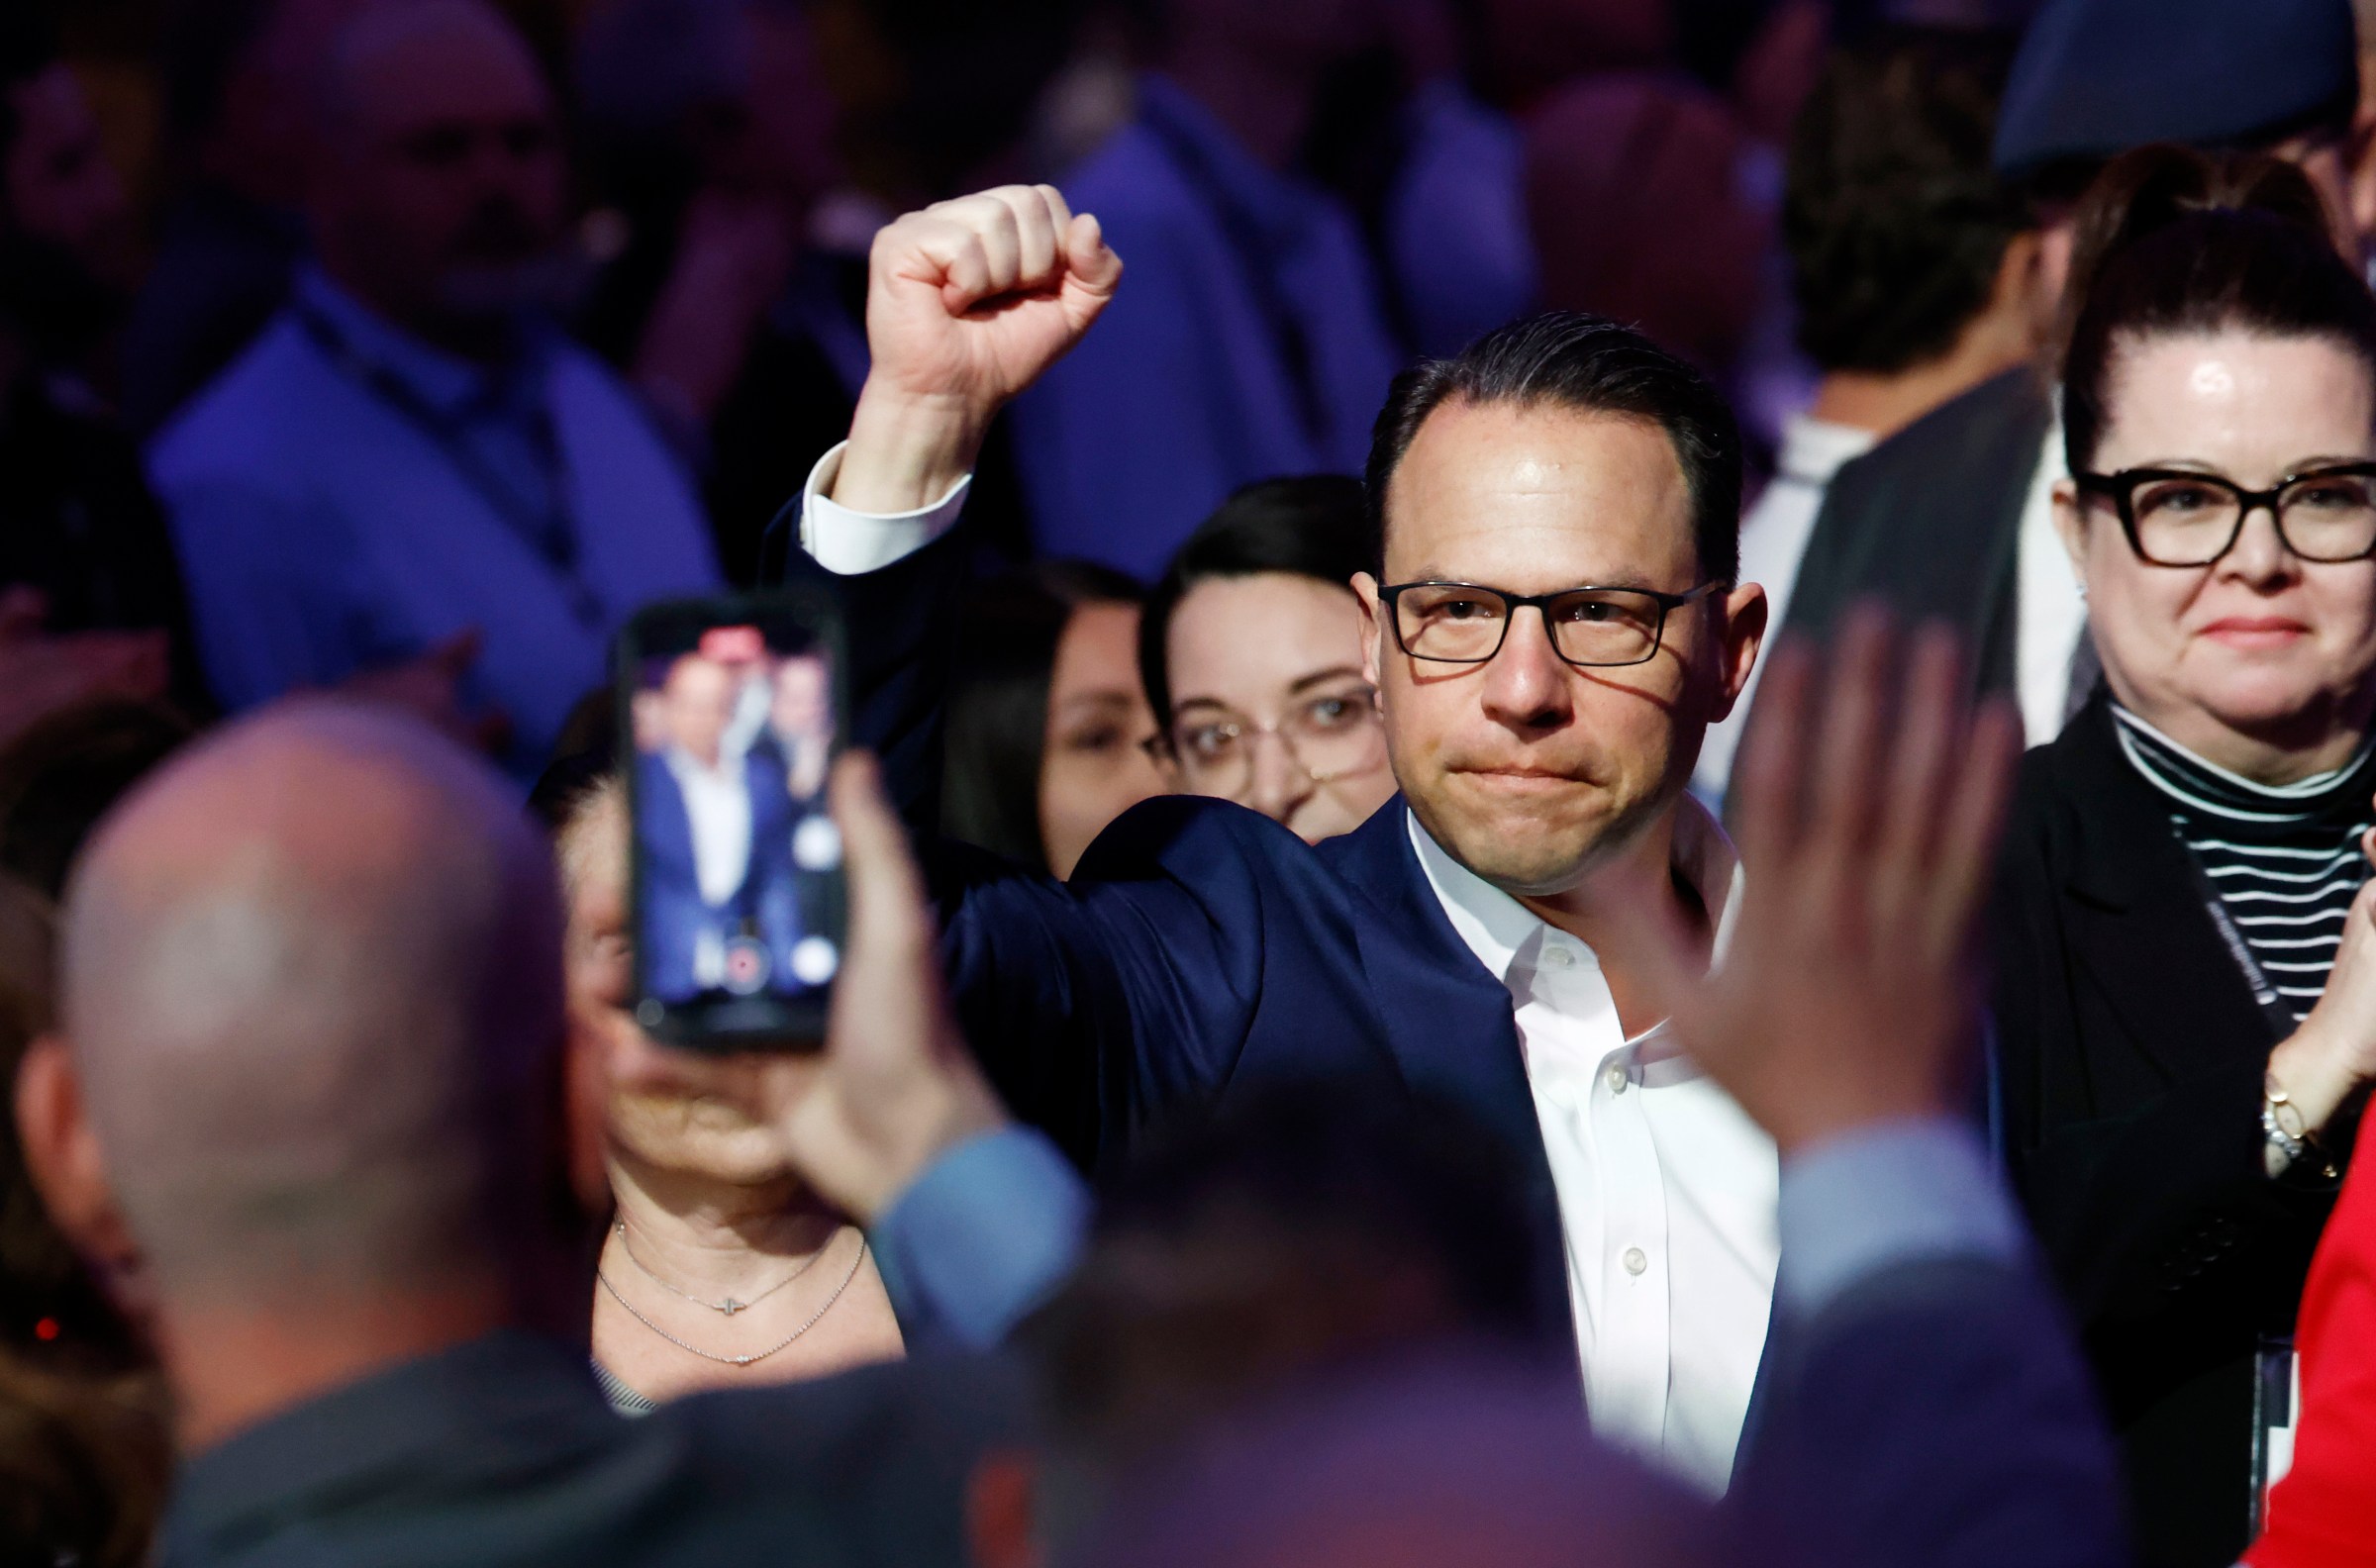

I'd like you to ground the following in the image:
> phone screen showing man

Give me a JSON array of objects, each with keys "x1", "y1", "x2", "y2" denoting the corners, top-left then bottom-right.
[{"x1": 628, "y1": 611, "x2": 843, "y2": 1042}]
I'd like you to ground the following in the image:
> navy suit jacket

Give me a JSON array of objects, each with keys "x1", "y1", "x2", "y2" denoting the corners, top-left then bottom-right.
[
  {"x1": 758, "y1": 512, "x2": 2134, "y2": 1566},
  {"x1": 788, "y1": 525, "x2": 1567, "y2": 1330},
  {"x1": 636, "y1": 747, "x2": 801, "y2": 1003}
]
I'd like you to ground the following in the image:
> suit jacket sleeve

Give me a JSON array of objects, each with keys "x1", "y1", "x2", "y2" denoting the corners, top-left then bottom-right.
[
  {"x1": 773, "y1": 502, "x2": 1308, "y2": 1169},
  {"x1": 1731, "y1": 1255, "x2": 2128, "y2": 1568},
  {"x1": 926, "y1": 797, "x2": 1345, "y2": 1171},
  {"x1": 776, "y1": 512, "x2": 966, "y2": 839}
]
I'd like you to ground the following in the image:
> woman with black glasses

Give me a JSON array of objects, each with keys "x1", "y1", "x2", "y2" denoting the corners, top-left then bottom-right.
[{"x1": 1992, "y1": 145, "x2": 2376, "y2": 1567}]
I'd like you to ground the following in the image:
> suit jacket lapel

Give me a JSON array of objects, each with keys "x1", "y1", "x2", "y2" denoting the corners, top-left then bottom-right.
[
  {"x1": 1900, "y1": 373, "x2": 2039, "y2": 696},
  {"x1": 1325, "y1": 800, "x2": 1574, "y2": 1340},
  {"x1": 1792, "y1": 367, "x2": 2048, "y2": 698}
]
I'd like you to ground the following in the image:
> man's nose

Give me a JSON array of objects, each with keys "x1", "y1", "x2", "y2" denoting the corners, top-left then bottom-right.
[
  {"x1": 1480, "y1": 607, "x2": 1574, "y2": 728},
  {"x1": 1241, "y1": 731, "x2": 1317, "y2": 827}
]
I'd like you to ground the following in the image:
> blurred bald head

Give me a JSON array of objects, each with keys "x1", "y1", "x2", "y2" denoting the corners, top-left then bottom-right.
[{"x1": 58, "y1": 701, "x2": 564, "y2": 1301}]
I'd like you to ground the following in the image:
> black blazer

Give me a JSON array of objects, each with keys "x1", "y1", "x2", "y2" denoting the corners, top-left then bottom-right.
[
  {"x1": 1990, "y1": 696, "x2": 2340, "y2": 1567},
  {"x1": 1780, "y1": 366, "x2": 2051, "y2": 696}
]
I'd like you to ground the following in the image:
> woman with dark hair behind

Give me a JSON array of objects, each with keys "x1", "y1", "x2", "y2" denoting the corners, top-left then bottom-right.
[
  {"x1": 1138, "y1": 476, "x2": 1396, "y2": 843},
  {"x1": 943, "y1": 560, "x2": 1167, "y2": 878},
  {"x1": 1990, "y1": 144, "x2": 2376, "y2": 1565}
]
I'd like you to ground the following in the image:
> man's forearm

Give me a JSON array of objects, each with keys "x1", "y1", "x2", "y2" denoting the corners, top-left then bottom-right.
[{"x1": 830, "y1": 383, "x2": 993, "y2": 515}]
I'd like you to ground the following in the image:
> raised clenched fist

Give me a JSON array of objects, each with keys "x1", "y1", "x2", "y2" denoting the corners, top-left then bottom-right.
[{"x1": 833, "y1": 185, "x2": 1123, "y2": 513}]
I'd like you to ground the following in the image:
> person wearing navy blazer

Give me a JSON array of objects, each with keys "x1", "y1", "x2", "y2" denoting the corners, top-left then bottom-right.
[
  {"x1": 636, "y1": 744, "x2": 801, "y2": 1003},
  {"x1": 767, "y1": 187, "x2": 2068, "y2": 1504},
  {"x1": 636, "y1": 656, "x2": 802, "y2": 1003}
]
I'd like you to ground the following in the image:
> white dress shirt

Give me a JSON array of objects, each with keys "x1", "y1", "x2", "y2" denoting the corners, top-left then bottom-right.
[
  {"x1": 663, "y1": 744, "x2": 754, "y2": 909},
  {"x1": 1409, "y1": 802, "x2": 1779, "y2": 1495},
  {"x1": 2013, "y1": 419, "x2": 2090, "y2": 745},
  {"x1": 662, "y1": 742, "x2": 752, "y2": 989},
  {"x1": 1691, "y1": 413, "x2": 1876, "y2": 812}
]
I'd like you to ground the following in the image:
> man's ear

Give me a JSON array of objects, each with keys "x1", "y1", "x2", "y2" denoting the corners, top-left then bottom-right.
[
  {"x1": 14, "y1": 1035, "x2": 141, "y2": 1282},
  {"x1": 1353, "y1": 571, "x2": 1385, "y2": 691},
  {"x1": 1711, "y1": 582, "x2": 1768, "y2": 723},
  {"x1": 966, "y1": 1449, "x2": 1044, "y2": 1568}
]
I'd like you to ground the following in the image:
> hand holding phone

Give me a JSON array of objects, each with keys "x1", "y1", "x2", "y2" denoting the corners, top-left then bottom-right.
[{"x1": 604, "y1": 752, "x2": 1007, "y2": 1222}]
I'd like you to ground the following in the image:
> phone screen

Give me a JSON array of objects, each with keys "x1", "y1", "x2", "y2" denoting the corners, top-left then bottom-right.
[{"x1": 625, "y1": 598, "x2": 844, "y2": 1044}]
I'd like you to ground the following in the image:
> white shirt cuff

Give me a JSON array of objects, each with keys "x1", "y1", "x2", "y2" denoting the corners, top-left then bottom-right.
[
  {"x1": 798, "y1": 441, "x2": 973, "y2": 575},
  {"x1": 1776, "y1": 1117, "x2": 2029, "y2": 1320}
]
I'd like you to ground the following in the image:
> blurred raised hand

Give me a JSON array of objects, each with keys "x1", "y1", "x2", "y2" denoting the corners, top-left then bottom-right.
[
  {"x1": 1644, "y1": 610, "x2": 2024, "y2": 1153},
  {"x1": 835, "y1": 184, "x2": 1123, "y2": 513}
]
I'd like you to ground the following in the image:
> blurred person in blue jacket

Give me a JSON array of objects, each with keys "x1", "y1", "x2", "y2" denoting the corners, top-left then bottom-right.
[
  {"x1": 1008, "y1": 0, "x2": 1404, "y2": 577},
  {"x1": 148, "y1": 0, "x2": 720, "y2": 777}
]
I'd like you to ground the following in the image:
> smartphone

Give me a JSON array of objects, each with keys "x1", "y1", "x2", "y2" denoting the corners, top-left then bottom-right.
[{"x1": 618, "y1": 591, "x2": 847, "y2": 1047}]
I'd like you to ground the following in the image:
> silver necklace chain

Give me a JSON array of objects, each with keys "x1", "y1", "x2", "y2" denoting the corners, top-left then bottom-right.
[
  {"x1": 612, "y1": 1220, "x2": 827, "y2": 1316},
  {"x1": 598, "y1": 1231, "x2": 867, "y2": 1368}
]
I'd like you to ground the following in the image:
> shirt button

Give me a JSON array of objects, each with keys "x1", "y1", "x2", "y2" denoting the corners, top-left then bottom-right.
[
  {"x1": 1604, "y1": 1064, "x2": 1629, "y2": 1096},
  {"x1": 1541, "y1": 944, "x2": 1574, "y2": 969},
  {"x1": 1623, "y1": 1246, "x2": 1648, "y2": 1276}
]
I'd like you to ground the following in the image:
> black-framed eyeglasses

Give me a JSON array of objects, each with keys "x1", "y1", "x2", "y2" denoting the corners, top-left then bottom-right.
[
  {"x1": 1377, "y1": 579, "x2": 1721, "y2": 668},
  {"x1": 2074, "y1": 463, "x2": 2376, "y2": 567}
]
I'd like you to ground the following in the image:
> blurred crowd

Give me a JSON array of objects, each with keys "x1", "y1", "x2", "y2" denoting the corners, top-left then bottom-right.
[{"x1": 12, "y1": 0, "x2": 2376, "y2": 1565}]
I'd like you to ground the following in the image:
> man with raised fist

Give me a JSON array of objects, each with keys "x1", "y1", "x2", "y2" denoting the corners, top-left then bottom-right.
[{"x1": 780, "y1": 184, "x2": 2099, "y2": 1552}]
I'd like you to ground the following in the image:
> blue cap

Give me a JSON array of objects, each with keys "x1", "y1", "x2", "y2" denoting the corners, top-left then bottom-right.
[{"x1": 1992, "y1": 0, "x2": 2358, "y2": 181}]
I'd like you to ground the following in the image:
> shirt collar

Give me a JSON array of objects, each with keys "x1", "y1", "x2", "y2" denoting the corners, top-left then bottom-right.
[
  {"x1": 2111, "y1": 701, "x2": 2376, "y2": 814},
  {"x1": 293, "y1": 265, "x2": 548, "y2": 422},
  {"x1": 1406, "y1": 794, "x2": 1744, "y2": 996},
  {"x1": 1773, "y1": 413, "x2": 1876, "y2": 488},
  {"x1": 165, "y1": 1329, "x2": 616, "y2": 1555},
  {"x1": 664, "y1": 741, "x2": 743, "y2": 786}
]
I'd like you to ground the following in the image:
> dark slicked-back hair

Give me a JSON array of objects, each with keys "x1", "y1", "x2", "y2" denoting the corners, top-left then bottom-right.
[
  {"x1": 2062, "y1": 145, "x2": 2376, "y2": 474},
  {"x1": 1364, "y1": 312, "x2": 1744, "y2": 586},
  {"x1": 1785, "y1": 23, "x2": 2024, "y2": 375},
  {"x1": 1138, "y1": 476, "x2": 1376, "y2": 726},
  {"x1": 942, "y1": 558, "x2": 1145, "y2": 873}
]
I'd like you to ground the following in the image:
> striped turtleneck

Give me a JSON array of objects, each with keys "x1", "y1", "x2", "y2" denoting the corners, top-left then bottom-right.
[{"x1": 2112, "y1": 707, "x2": 2376, "y2": 1023}]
